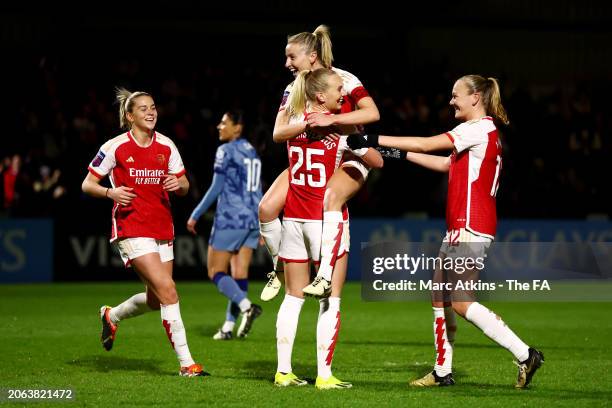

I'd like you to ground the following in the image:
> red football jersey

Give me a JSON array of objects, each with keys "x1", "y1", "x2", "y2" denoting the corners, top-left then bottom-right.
[
  {"x1": 445, "y1": 117, "x2": 502, "y2": 238},
  {"x1": 88, "y1": 131, "x2": 186, "y2": 241},
  {"x1": 278, "y1": 66, "x2": 369, "y2": 113},
  {"x1": 278, "y1": 67, "x2": 370, "y2": 222},
  {"x1": 284, "y1": 113, "x2": 365, "y2": 221}
]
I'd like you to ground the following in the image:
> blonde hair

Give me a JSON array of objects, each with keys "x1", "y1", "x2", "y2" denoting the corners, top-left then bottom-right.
[
  {"x1": 115, "y1": 87, "x2": 152, "y2": 130},
  {"x1": 459, "y1": 75, "x2": 509, "y2": 125},
  {"x1": 287, "y1": 68, "x2": 338, "y2": 118},
  {"x1": 287, "y1": 25, "x2": 334, "y2": 69}
]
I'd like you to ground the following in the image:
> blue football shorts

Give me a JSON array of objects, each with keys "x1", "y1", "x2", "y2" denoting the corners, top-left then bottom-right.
[{"x1": 209, "y1": 227, "x2": 259, "y2": 252}]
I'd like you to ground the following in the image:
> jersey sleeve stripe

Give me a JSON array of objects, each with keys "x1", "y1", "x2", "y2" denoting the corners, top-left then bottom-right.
[
  {"x1": 445, "y1": 132, "x2": 455, "y2": 143},
  {"x1": 88, "y1": 166, "x2": 105, "y2": 179},
  {"x1": 350, "y1": 86, "x2": 369, "y2": 103},
  {"x1": 173, "y1": 168, "x2": 186, "y2": 178}
]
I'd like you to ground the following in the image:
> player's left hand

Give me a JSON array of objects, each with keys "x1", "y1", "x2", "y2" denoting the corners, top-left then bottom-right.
[
  {"x1": 347, "y1": 133, "x2": 379, "y2": 150},
  {"x1": 186, "y1": 218, "x2": 197, "y2": 234},
  {"x1": 163, "y1": 174, "x2": 180, "y2": 191},
  {"x1": 307, "y1": 112, "x2": 335, "y2": 128},
  {"x1": 324, "y1": 133, "x2": 340, "y2": 142}
]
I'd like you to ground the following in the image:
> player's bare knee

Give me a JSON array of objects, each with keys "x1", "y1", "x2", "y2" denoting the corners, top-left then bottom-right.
[
  {"x1": 258, "y1": 199, "x2": 275, "y2": 222},
  {"x1": 232, "y1": 267, "x2": 248, "y2": 280},
  {"x1": 323, "y1": 188, "x2": 342, "y2": 211},
  {"x1": 156, "y1": 280, "x2": 178, "y2": 304},
  {"x1": 208, "y1": 268, "x2": 226, "y2": 280}
]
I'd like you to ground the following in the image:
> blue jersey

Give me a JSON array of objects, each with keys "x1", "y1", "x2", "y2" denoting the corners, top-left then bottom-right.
[{"x1": 213, "y1": 138, "x2": 262, "y2": 229}]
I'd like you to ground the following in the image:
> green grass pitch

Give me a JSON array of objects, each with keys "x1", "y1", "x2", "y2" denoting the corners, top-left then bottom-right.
[{"x1": 1, "y1": 282, "x2": 611, "y2": 406}]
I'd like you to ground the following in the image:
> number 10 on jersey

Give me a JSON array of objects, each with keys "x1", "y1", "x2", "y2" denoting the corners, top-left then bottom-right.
[{"x1": 243, "y1": 158, "x2": 261, "y2": 192}]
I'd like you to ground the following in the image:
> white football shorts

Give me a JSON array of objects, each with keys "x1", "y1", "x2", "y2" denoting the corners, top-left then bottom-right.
[
  {"x1": 439, "y1": 228, "x2": 492, "y2": 259},
  {"x1": 341, "y1": 152, "x2": 370, "y2": 181},
  {"x1": 279, "y1": 220, "x2": 350, "y2": 263},
  {"x1": 113, "y1": 237, "x2": 174, "y2": 267}
]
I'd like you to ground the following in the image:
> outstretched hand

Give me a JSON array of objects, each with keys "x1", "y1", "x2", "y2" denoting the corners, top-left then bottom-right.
[{"x1": 347, "y1": 134, "x2": 379, "y2": 150}]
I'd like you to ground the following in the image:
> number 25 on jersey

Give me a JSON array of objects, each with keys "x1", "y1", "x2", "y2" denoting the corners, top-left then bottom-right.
[{"x1": 289, "y1": 147, "x2": 326, "y2": 188}]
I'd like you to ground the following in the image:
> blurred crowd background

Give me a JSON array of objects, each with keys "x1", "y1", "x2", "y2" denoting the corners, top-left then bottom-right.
[{"x1": 2, "y1": 2, "x2": 610, "y2": 231}]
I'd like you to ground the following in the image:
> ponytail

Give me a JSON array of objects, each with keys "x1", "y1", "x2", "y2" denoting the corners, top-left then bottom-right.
[
  {"x1": 287, "y1": 24, "x2": 334, "y2": 69},
  {"x1": 485, "y1": 77, "x2": 509, "y2": 125},
  {"x1": 287, "y1": 71, "x2": 310, "y2": 118},
  {"x1": 459, "y1": 75, "x2": 509, "y2": 125},
  {"x1": 312, "y1": 25, "x2": 333, "y2": 68}
]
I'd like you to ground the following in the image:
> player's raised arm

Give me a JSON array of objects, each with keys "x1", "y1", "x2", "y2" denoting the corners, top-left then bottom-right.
[
  {"x1": 347, "y1": 133, "x2": 454, "y2": 154},
  {"x1": 272, "y1": 108, "x2": 309, "y2": 143},
  {"x1": 307, "y1": 95, "x2": 379, "y2": 128},
  {"x1": 405, "y1": 152, "x2": 451, "y2": 173}
]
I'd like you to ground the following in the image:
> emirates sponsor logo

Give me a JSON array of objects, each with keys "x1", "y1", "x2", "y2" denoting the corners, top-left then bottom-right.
[
  {"x1": 129, "y1": 168, "x2": 165, "y2": 177},
  {"x1": 129, "y1": 168, "x2": 165, "y2": 185}
]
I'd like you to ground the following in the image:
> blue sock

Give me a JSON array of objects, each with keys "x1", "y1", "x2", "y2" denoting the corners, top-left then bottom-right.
[
  {"x1": 212, "y1": 272, "x2": 247, "y2": 304},
  {"x1": 226, "y1": 279, "x2": 248, "y2": 322},
  {"x1": 235, "y1": 279, "x2": 248, "y2": 293},
  {"x1": 226, "y1": 300, "x2": 241, "y2": 322}
]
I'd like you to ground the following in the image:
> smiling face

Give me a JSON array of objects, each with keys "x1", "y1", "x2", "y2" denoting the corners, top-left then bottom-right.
[
  {"x1": 285, "y1": 42, "x2": 316, "y2": 77},
  {"x1": 449, "y1": 79, "x2": 480, "y2": 122},
  {"x1": 126, "y1": 95, "x2": 157, "y2": 131},
  {"x1": 316, "y1": 73, "x2": 344, "y2": 113},
  {"x1": 217, "y1": 113, "x2": 242, "y2": 142}
]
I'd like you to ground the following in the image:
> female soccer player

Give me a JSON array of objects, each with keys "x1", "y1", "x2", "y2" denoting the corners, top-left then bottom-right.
[
  {"x1": 82, "y1": 88, "x2": 206, "y2": 377},
  {"x1": 259, "y1": 24, "x2": 380, "y2": 300},
  {"x1": 274, "y1": 68, "x2": 383, "y2": 389},
  {"x1": 187, "y1": 110, "x2": 263, "y2": 340},
  {"x1": 348, "y1": 75, "x2": 544, "y2": 388}
]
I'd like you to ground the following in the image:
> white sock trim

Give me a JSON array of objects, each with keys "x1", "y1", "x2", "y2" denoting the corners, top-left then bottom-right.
[
  {"x1": 432, "y1": 307, "x2": 453, "y2": 376},
  {"x1": 276, "y1": 294, "x2": 304, "y2": 373},
  {"x1": 465, "y1": 302, "x2": 529, "y2": 362},
  {"x1": 260, "y1": 218, "x2": 282, "y2": 270},
  {"x1": 110, "y1": 292, "x2": 151, "y2": 324},
  {"x1": 318, "y1": 212, "x2": 344, "y2": 281},
  {"x1": 161, "y1": 302, "x2": 195, "y2": 367},
  {"x1": 238, "y1": 298, "x2": 252, "y2": 313},
  {"x1": 222, "y1": 320, "x2": 235, "y2": 333}
]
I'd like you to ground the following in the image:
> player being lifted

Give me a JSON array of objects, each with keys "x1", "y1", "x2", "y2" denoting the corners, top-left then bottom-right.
[
  {"x1": 348, "y1": 75, "x2": 544, "y2": 388},
  {"x1": 82, "y1": 88, "x2": 206, "y2": 377},
  {"x1": 187, "y1": 110, "x2": 263, "y2": 340},
  {"x1": 274, "y1": 68, "x2": 383, "y2": 389},
  {"x1": 259, "y1": 24, "x2": 380, "y2": 300}
]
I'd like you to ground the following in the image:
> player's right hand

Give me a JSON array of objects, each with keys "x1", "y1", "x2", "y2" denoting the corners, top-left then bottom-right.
[
  {"x1": 186, "y1": 218, "x2": 197, "y2": 235},
  {"x1": 108, "y1": 186, "x2": 136, "y2": 206},
  {"x1": 347, "y1": 134, "x2": 379, "y2": 150},
  {"x1": 323, "y1": 133, "x2": 340, "y2": 142}
]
